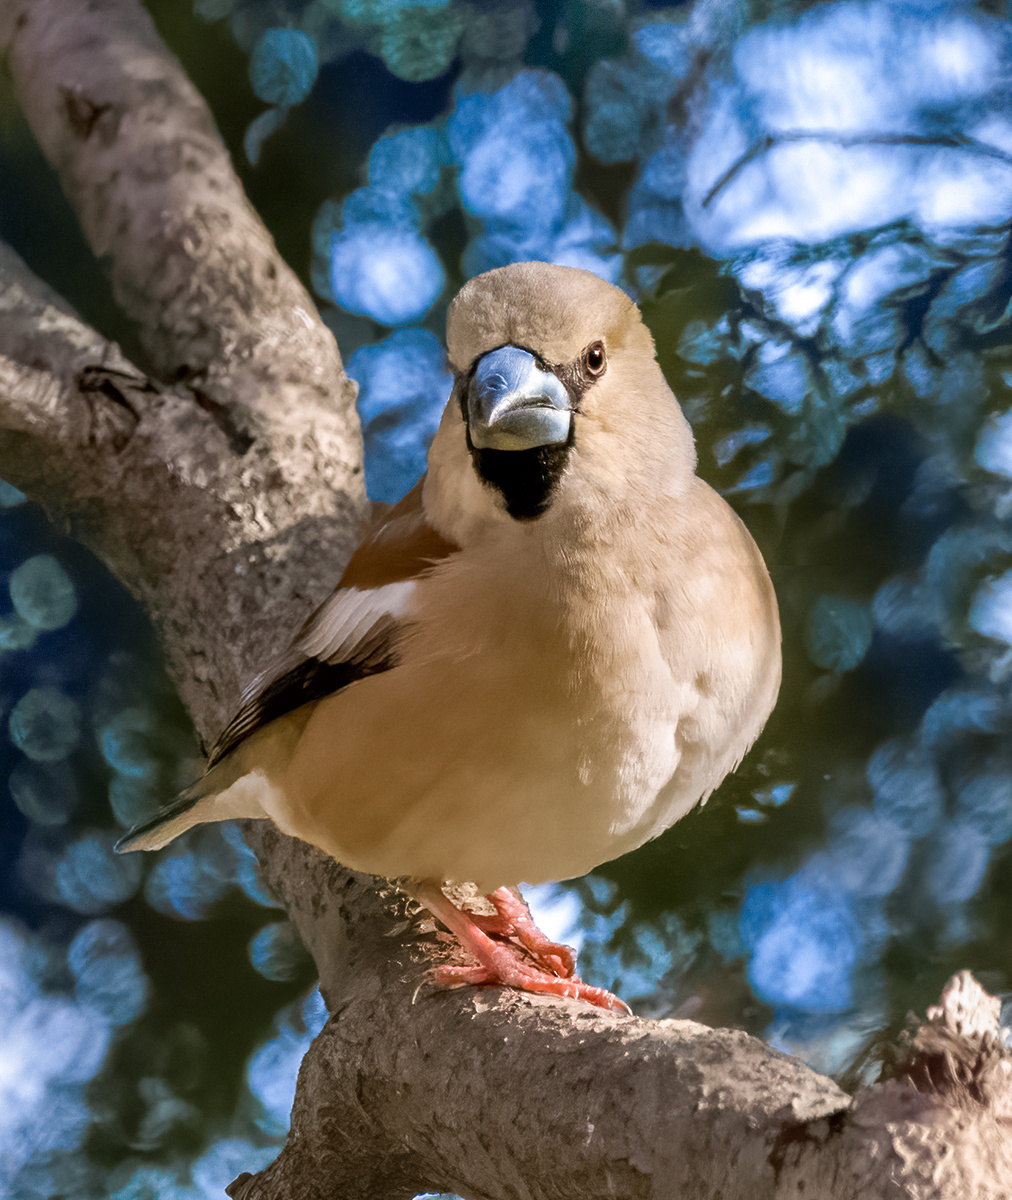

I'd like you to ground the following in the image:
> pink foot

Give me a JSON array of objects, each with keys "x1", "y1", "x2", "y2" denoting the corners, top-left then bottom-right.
[
  {"x1": 415, "y1": 881, "x2": 631, "y2": 1015},
  {"x1": 482, "y1": 886, "x2": 577, "y2": 978},
  {"x1": 434, "y1": 959, "x2": 631, "y2": 1013}
]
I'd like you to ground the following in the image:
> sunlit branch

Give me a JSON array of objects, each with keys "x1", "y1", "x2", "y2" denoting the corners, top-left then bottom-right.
[
  {"x1": 0, "y1": 239, "x2": 153, "y2": 460},
  {"x1": 0, "y1": 0, "x2": 363, "y2": 522}
]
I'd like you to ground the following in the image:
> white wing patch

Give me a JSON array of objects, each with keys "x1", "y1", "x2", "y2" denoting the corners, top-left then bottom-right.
[{"x1": 298, "y1": 581, "x2": 417, "y2": 664}]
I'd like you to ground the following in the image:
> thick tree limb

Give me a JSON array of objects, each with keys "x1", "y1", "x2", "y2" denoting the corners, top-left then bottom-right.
[
  {"x1": 0, "y1": 0, "x2": 352, "y2": 433},
  {"x1": 0, "y1": 1, "x2": 1009, "y2": 1197},
  {"x1": 0, "y1": 0, "x2": 365, "y2": 723},
  {"x1": 229, "y1": 825, "x2": 855, "y2": 1200},
  {"x1": 0, "y1": 235, "x2": 360, "y2": 725},
  {"x1": 222, "y1": 827, "x2": 1012, "y2": 1200},
  {"x1": 0, "y1": 240, "x2": 143, "y2": 462}
]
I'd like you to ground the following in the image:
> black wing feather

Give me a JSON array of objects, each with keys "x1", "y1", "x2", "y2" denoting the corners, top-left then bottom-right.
[
  {"x1": 205, "y1": 477, "x2": 457, "y2": 770},
  {"x1": 206, "y1": 649, "x2": 394, "y2": 768}
]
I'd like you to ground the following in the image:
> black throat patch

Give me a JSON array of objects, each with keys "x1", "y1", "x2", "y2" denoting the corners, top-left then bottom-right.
[
  {"x1": 459, "y1": 349, "x2": 588, "y2": 521},
  {"x1": 470, "y1": 425, "x2": 574, "y2": 520}
]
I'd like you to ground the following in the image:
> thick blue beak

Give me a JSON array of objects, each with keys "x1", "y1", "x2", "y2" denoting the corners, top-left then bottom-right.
[{"x1": 467, "y1": 346, "x2": 571, "y2": 452}]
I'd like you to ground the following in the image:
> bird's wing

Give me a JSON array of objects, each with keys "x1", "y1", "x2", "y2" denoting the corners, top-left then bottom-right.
[{"x1": 206, "y1": 478, "x2": 459, "y2": 766}]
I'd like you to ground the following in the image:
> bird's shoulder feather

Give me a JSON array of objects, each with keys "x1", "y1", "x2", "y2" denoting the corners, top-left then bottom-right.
[{"x1": 206, "y1": 478, "x2": 459, "y2": 765}]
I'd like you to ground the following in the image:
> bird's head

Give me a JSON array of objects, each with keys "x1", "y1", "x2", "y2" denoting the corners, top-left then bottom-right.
[{"x1": 424, "y1": 262, "x2": 697, "y2": 542}]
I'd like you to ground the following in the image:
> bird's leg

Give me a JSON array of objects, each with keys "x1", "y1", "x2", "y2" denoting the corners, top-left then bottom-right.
[{"x1": 414, "y1": 881, "x2": 631, "y2": 1015}]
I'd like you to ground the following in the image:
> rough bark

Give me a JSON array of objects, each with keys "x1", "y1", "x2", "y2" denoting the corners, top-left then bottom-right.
[
  {"x1": 0, "y1": 1, "x2": 1009, "y2": 1198},
  {"x1": 0, "y1": 0, "x2": 365, "y2": 727}
]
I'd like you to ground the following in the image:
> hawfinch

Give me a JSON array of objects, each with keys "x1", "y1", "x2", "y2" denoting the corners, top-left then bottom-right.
[{"x1": 119, "y1": 262, "x2": 781, "y2": 1012}]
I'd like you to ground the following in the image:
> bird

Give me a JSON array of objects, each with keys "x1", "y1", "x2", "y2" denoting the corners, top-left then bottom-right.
[{"x1": 118, "y1": 261, "x2": 781, "y2": 1013}]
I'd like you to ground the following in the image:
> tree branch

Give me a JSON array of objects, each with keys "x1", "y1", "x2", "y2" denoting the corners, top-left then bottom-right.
[
  {"x1": 229, "y1": 825, "x2": 855, "y2": 1200},
  {"x1": 0, "y1": 0, "x2": 365, "y2": 724},
  {"x1": 0, "y1": 2, "x2": 1009, "y2": 1198},
  {"x1": 225, "y1": 827, "x2": 1012, "y2": 1200},
  {"x1": 0, "y1": 239, "x2": 141, "y2": 462},
  {"x1": 0, "y1": 0, "x2": 354, "y2": 435},
  {"x1": 0, "y1": 234, "x2": 359, "y2": 727}
]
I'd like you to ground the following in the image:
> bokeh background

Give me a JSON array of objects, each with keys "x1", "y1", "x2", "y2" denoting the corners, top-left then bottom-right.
[{"x1": 2, "y1": 0, "x2": 1012, "y2": 1195}]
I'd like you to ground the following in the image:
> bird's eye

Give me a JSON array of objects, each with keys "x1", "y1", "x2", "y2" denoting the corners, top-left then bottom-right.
[{"x1": 584, "y1": 341, "x2": 607, "y2": 378}]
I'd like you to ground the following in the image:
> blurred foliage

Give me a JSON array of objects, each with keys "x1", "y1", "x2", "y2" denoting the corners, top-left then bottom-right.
[{"x1": 1, "y1": 0, "x2": 1012, "y2": 1195}]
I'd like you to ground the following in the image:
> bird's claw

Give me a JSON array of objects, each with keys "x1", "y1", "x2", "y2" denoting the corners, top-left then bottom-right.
[
  {"x1": 415, "y1": 880, "x2": 630, "y2": 1014},
  {"x1": 434, "y1": 960, "x2": 631, "y2": 1014},
  {"x1": 481, "y1": 886, "x2": 577, "y2": 978},
  {"x1": 468, "y1": 913, "x2": 576, "y2": 978}
]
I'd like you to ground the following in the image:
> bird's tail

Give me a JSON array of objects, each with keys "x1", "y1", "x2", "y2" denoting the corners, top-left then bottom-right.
[
  {"x1": 114, "y1": 750, "x2": 263, "y2": 854},
  {"x1": 114, "y1": 780, "x2": 211, "y2": 853},
  {"x1": 114, "y1": 706, "x2": 313, "y2": 855}
]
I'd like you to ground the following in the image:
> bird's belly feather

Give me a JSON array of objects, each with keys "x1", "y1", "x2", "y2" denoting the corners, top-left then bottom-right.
[{"x1": 265, "y1": 610, "x2": 766, "y2": 890}]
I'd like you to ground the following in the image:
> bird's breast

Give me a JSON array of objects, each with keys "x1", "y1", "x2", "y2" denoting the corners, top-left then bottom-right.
[{"x1": 274, "y1": 510, "x2": 778, "y2": 889}]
